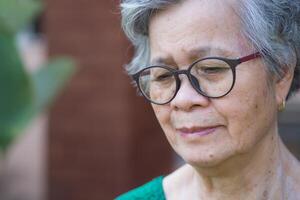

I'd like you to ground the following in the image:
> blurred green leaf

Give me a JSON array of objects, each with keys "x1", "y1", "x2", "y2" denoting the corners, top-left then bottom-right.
[
  {"x1": 0, "y1": 0, "x2": 76, "y2": 151},
  {"x1": 0, "y1": 55, "x2": 76, "y2": 151},
  {"x1": 0, "y1": 33, "x2": 34, "y2": 150},
  {"x1": 0, "y1": 0, "x2": 42, "y2": 35},
  {"x1": 32, "y1": 58, "x2": 76, "y2": 112}
]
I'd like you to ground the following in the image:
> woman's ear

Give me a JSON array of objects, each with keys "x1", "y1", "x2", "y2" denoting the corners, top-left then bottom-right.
[{"x1": 275, "y1": 67, "x2": 295, "y2": 105}]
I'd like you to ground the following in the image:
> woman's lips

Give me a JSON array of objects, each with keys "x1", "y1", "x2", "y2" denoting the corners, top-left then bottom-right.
[{"x1": 177, "y1": 126, "x2": 220, "y2": 137}]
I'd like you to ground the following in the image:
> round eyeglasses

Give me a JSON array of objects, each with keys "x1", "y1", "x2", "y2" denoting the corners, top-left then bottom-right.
[{"x1": 132, "y1": 52, "x2": 261, "y2": 105}]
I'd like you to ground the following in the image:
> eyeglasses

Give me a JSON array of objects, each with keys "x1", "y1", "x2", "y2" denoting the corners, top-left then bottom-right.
[{"x1": 132, "y1": 52, "x2": 261, "y2": 105}]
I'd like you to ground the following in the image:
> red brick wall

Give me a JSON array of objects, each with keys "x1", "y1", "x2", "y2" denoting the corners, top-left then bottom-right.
[{"x1": 45, "y1": 0, "x2": 173, "y2": 199}]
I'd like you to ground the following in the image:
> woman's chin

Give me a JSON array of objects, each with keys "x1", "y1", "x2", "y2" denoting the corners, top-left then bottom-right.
[
  {"x1": 178, "y1": 148, "x2": 234, "y2": 169},
  {"x1": 184, "y1": 157, "x2": 225, "y2": 168}
]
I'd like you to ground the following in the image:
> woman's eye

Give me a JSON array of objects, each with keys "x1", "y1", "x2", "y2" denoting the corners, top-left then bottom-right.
[
  {"x1": 200, "y1": 66, "x2": 229, "y2": 74},
  {"x1": 154, "y1": 73, "x2": 173, "y2": 81}
]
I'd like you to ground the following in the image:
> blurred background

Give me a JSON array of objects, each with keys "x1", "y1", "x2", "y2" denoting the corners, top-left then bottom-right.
[{"x1": 0, "y1": 0, "x2": 299, "y2": 200}]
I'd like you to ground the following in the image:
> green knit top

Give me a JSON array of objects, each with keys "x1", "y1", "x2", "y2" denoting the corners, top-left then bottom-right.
[{"x1": 115, "y1": 176, "x2": 166, "y2": 200}]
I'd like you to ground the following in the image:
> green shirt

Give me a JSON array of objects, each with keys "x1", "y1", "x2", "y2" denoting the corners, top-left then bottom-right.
[{"x1": 116, "y1": 176, "x2": 166, "y2": 200}]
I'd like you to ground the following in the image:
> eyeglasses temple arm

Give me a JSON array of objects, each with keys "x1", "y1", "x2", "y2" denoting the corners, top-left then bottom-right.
[{"x1": 239, "y1": 52, "x2": 261, "y2": 63}]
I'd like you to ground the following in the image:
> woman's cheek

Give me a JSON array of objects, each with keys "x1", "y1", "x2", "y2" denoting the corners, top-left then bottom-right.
[
  {"x1": 216, "y1": 87, "x2": 261, "y2": 140},
  {"x1": 152, "y1": 105, "x2": 178, "y2": 145},
  {"x1": 152, "y1": 105, "x2": 172, "y2": 136},
  {"x1": 227, "y1": 91, "x2": 273, "y2": 152}
]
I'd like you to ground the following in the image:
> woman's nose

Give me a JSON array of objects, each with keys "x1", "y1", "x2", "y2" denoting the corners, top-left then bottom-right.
[{"x1": 170, "y1": 76, "x2": 210, "y2": 111}]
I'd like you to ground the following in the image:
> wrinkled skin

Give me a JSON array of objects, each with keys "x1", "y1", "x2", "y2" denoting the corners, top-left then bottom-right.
[{"x1": 148, "y1": 0, "x2": 300, "y2": 199}]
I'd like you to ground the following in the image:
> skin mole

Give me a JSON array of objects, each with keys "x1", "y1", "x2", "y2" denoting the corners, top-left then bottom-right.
[{"x1": 263, "y1": 190, "x2": 268, "y2": 198}]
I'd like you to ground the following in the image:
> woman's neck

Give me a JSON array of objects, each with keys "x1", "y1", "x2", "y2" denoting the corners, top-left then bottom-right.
[{"x1": 190, "y1": 131, "x2": 300, "y2": 200}]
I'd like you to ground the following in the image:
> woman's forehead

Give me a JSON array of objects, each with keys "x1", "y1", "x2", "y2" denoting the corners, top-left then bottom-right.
[
  {"x1": 149, "y1": 0, "x2": 239, "y2": 24},
  {"x1": 148, "y1": 0, "x2": 250, "y2": 64}
]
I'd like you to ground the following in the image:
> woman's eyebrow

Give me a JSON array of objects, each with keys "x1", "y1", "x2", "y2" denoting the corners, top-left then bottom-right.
[
  {"x1": 188, "y1": 46, "x2": 236, "y2": 58},
  {"x1": 150, "y1": 57, "x2": 173, "y2": 66},
  {"x1": 150, "y1": 47, "x2": 236, "y2": 65}
]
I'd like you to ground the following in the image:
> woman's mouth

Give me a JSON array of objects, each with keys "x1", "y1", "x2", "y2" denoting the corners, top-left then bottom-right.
[{"x1": 177, "y1": 126, "x2": 220, "y2": 137}]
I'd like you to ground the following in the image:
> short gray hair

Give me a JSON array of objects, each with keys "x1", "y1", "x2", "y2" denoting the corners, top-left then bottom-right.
[{"x1": 120, "y1": 0, "x2": 300, "y2": 98}]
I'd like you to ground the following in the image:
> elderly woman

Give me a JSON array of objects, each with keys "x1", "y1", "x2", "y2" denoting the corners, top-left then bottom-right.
[{"x1": 116, "y1": 0, "x2": 300, "y2": 199}]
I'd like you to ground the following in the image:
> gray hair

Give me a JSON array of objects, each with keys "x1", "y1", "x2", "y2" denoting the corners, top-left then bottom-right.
[{"x1": 120, "y1": 0, "x2": 300, "y2": 99}]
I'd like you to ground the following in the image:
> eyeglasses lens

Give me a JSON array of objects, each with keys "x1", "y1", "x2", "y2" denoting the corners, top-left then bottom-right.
[
  {"x1": 190, "y1": 58, "x2": 234, "y2": 98},
  {"x1": 138, "y1": 59, "x2": 234, "y2": 104},
  {"x1": 138, "y1": 67, "x2": 177, "y2": 104}
]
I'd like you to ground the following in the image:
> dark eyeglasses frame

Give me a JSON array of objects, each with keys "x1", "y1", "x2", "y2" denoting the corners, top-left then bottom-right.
[{"x1": 132, "y1": 52, "x2": 261, "y2": 105}]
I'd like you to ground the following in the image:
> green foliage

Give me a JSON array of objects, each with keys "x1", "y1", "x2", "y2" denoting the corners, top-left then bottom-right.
[
  {"x1": 0, "y1": 0, "x2": 76, "y2": 151},
  {"x1": 32, "y1": 58, "x2": 76, "y2": 112},
  {"x1": 0, "y1": 34, "x2": 33, "y2": 123},
  {"x1": 0, "y1": 0, "x2": 42, "y2": 35},
  {"x1": 0, "y1": 34, "x2": 34, "y2": 150}
]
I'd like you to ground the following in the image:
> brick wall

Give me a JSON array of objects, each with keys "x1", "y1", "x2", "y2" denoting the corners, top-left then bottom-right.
[{"x1": 45, "y1": 0, "x2": 173, "y2": 199}]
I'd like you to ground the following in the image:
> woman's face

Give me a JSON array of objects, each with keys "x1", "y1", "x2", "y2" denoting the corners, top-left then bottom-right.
[{"x1": 149, "y1": 0, "x2": 281, "y2": 167}]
